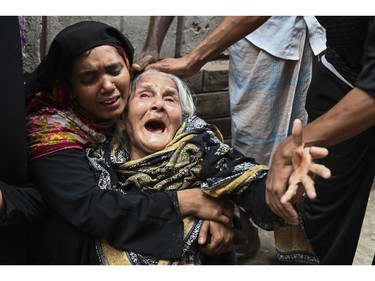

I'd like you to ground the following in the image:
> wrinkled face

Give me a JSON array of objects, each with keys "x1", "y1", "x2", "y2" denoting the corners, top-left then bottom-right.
[
  {"x1": 125, "y1": 72, "x2": 183, "y2": 160},
  {"x1": 70, "y1": 45, "x2": 130, "y2": 121}
]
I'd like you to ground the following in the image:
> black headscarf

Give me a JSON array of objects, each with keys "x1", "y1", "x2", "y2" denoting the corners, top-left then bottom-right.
[{"x1": 24, "y1": 21, "x2": 134, "y2": 99}]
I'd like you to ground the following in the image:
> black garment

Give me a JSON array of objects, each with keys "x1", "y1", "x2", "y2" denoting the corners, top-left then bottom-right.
[
  {"x1": 0, "y1": 183, "x2": 49, "y2": 226},
  {"x1": 12, "y1": 141, "x2": 274, "y2": 265},
  {"x1": 25, "y1": 148, "x2": 184, "y2": 263},
  {"x1": 302, "y1": 17, "x2": 375, "y2": 265},
  {"x1": 316, "y1": 16, "x2": 372, "y2": 86},
  {"x1": 2, "y1": 145, "x2": 242, "y2": 264},
  {"x1": 235, "y1": 177, "x2": 283, "y2": 229},
  {"x1": 27, "y1": 213, "x2": 236, "y2": 265},
  {"x1": 0, "y1": 16, "x2": 29, "y2": 264},
  {"x1": 28, "y1": 213, "x2": 100, "y2": 264}
]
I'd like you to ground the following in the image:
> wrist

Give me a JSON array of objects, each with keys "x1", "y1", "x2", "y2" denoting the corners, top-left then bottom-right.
[
  {"x1": 177, "y1": 189, "x2": 201, "y2": 217},
  {"x1": 176, "y1": 189, "x2": 189, "y2": 217},
  {"x1": 142, "y1": 44, "x2": 159, "y2": 53},
  {"x1": 183, "y1": 52, "x2": 206, "y2": 76},
  {"x1": 274, "y1": 136, "x2": 294, "y2": 165}
]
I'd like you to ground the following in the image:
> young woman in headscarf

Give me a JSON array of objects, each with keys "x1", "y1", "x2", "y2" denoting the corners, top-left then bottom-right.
[
  {"x1": 0, "y1": 21, "x2": 234, "y2": 264},
  {"x1": 87, "y1": 69, "x2": 331, "y2": 265}
]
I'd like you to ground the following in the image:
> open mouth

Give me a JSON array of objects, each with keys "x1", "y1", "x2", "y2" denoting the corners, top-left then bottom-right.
[
  {"x1": 101, "y1": 96, "x2": 119, "y2": 105},
  {"x1": 145, "y1": 120, "x2": 166, "y2": 134}
]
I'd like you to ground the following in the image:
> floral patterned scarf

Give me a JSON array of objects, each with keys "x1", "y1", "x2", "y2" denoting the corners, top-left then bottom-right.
[{"x1": 26, "y1": 81, "x2": 114, "y2": 160}]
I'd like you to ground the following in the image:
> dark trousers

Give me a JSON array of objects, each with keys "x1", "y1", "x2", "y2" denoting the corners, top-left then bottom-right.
[{"x1": 303, "y1": 62, "x2": 375, "y2": 264}]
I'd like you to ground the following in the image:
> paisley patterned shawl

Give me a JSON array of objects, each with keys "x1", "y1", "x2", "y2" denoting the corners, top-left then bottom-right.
[
  {"x1": 118, "y1": 116, "x2": 268, "y2": 197},
  {"x1": 88, "y1": 116, "x2": 268, "y2": 265}
]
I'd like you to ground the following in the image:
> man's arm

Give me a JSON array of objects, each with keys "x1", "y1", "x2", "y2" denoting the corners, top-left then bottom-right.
[
  {"x1": 303, "y1": 87, "x2": 375, "y2": 148},
  {"x1": 266, "y1": 18, "x2": 375, "y2": 222},
  {"x1": 133, "y1": 16, "x2": 175, "y2": 71},
  {"x1": 266, "y1": 87, "x2": 375, "y2": 223},
  {"x1": 146, "y1": 16, "x2": 270, "y2": 78}
]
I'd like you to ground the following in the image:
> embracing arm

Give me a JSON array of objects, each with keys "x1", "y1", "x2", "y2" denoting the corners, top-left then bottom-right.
[
  {"x1": 0, "y1": 182, "x2": 50, "y2": 225},
  {"x1": 29, "y1": 149, "x2": 183, "y2": 259},
  {"x1": 29, "y1": 149, "x2": 232, "y2": 259}
]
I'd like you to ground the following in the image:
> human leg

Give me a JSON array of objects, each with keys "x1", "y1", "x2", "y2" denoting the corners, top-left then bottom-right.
[
  {"x1": 303, "y1": 62, "x2": 375, "y2": 264},
  {"x1": 228, "y1": 37, "x2": 312, "y2": 166},
  {"x1": 228, "y1": 35, "x2": 314, "y2": 263}
]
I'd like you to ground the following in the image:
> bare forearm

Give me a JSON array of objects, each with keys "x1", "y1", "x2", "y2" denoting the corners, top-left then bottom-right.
[
  {"x1": 274, "y1": 87, "x2": 375, "y2": 168},
  {"x1": 143, "y1": 16, "x2": 175, "y2": 52},
  {"x1": 177, "y1": 188, "x2": 233, "y2": 227},
  {"x1": 303, "y1": 87, "x2": 375, "y2": 148},
  {"x1": 186, "y1": 16, "x2": 269, "y2": 69}
]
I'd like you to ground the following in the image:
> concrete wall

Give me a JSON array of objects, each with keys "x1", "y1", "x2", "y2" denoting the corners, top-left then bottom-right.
[{"x1": 22, "y1": 16, "x2": 223, "y2": 74}]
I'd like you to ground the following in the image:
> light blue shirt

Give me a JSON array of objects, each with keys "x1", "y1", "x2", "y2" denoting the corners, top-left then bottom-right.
[{"x1": 245, "y1": 16, "x2": 326, "y2": 60}]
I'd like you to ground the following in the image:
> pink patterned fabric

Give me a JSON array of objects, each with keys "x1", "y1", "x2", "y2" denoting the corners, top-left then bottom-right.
[{"x1": 26, "y1": 82, "x2": 113, "y2": 160}]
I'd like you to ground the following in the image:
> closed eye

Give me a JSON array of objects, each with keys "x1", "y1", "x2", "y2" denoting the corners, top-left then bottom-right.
[
  {"x1": 80, "y1": 72, "x2": 97, "y2": 85},
  {"x1": 136, "y1": 91, "x2": 152, "y2": 99},
  {"x1": 164, "y1": 96, "x2": 178, "y2": 103},
  {"x1": 106, "y1": 63, "x2": 123, "y2": 77}
]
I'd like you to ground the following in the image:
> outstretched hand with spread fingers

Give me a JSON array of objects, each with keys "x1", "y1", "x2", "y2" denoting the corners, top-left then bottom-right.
[
  {"x1": 283, "y1": 119, "x2": 331, "y2": 203},
  {"x1": 266, "y1": 119, "x2": 331, "y2": 225}
]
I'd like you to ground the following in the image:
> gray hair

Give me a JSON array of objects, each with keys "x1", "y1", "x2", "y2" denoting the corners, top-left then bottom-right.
[{"x1": 130, "y1": 69, "x2": 196, "y2": 120}]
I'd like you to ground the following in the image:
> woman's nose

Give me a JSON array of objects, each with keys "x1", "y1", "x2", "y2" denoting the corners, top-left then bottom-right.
[
  {"x1": 151, "y1": 97, "x2": 165, "y2": 111},
  {"x1": 101, "y1": 78, "x2": 115, "y2": 94}
]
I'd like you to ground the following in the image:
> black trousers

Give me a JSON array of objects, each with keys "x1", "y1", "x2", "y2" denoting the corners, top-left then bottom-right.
[{"x1": 303, "y1": 62, "x2": 375, "y2": 264}]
